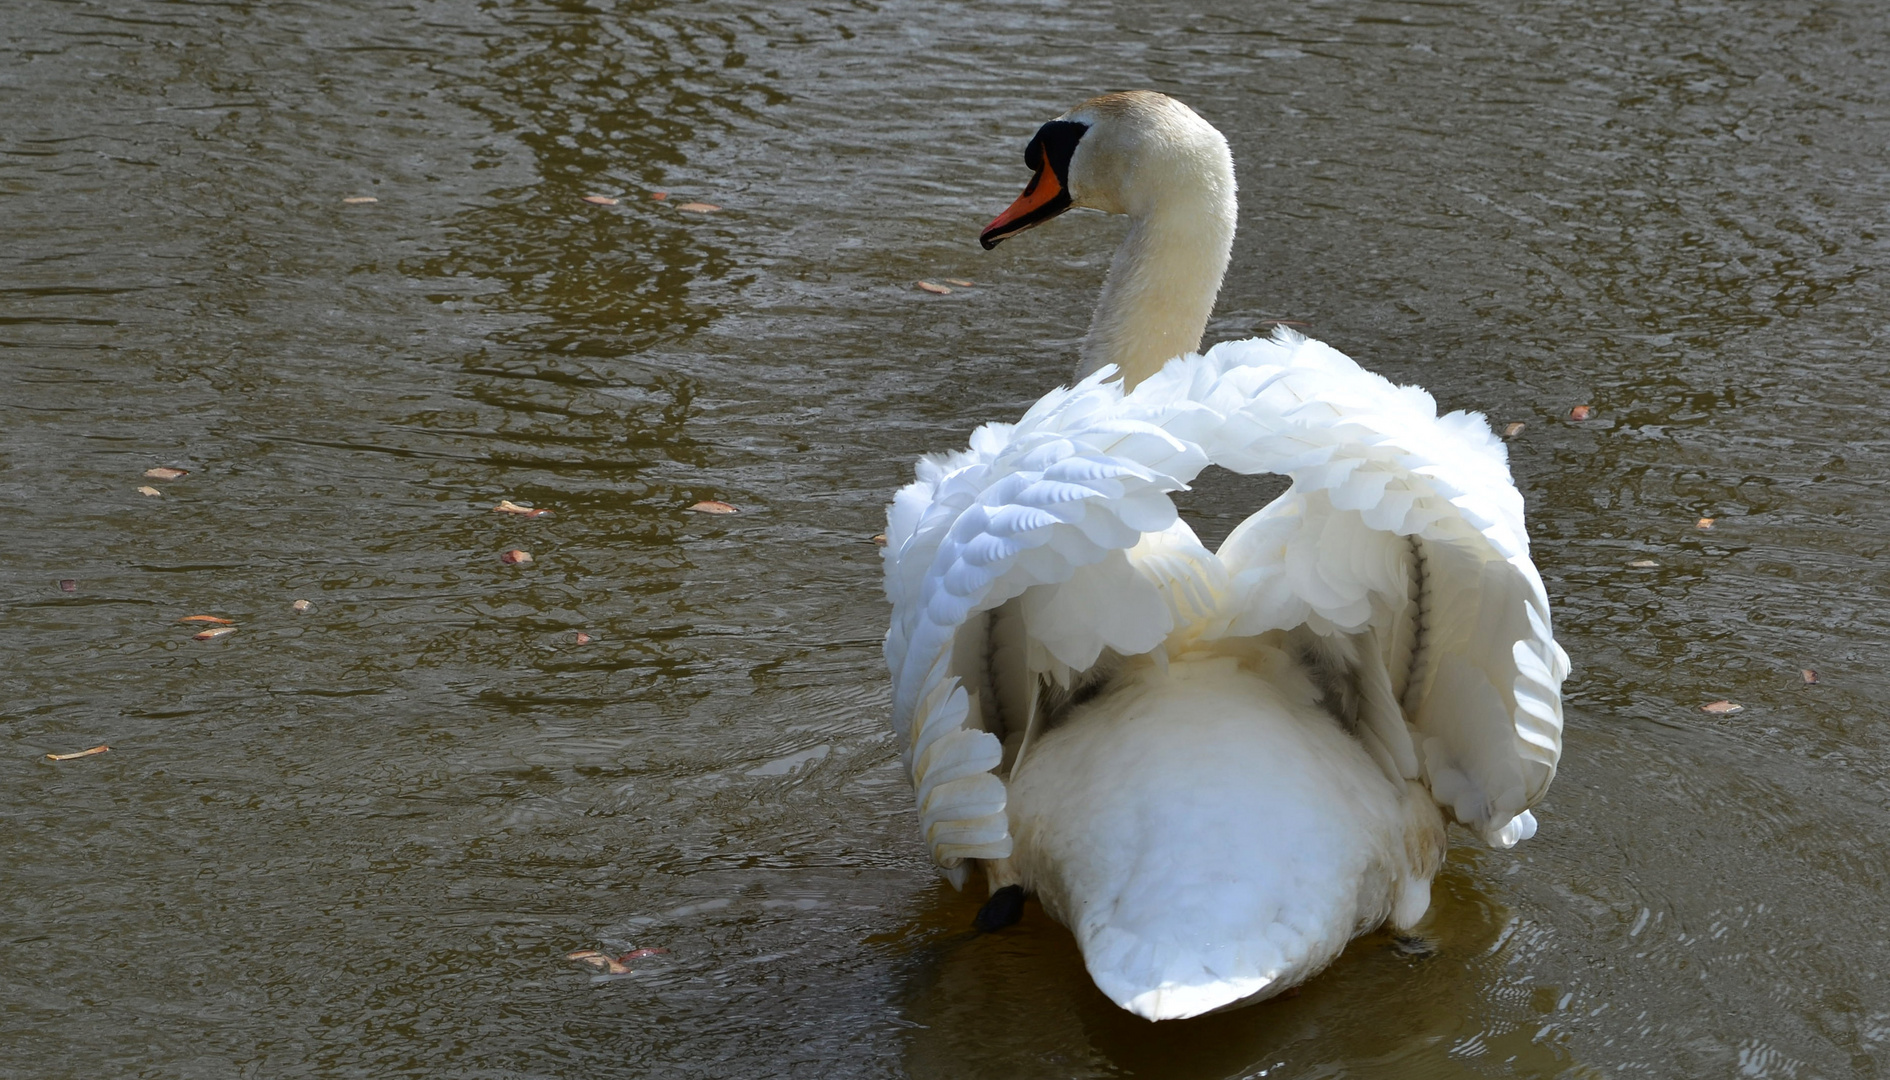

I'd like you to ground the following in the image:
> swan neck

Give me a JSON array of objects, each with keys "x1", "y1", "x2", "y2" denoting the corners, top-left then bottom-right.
[{"x1": 1076, "y1": 196, "x2": 1236, "y2": 390}]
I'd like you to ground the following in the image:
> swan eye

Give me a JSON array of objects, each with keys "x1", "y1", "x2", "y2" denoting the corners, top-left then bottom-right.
[
  {"x1": 982, "y1": 120, "x2": 1090, "y2": 250},
  {"x1": 1024, "y1": 120, "x2": 1089, "y2": 184}
]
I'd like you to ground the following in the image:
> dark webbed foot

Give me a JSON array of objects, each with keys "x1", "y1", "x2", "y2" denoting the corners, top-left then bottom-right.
[
  {"x1": 1390, "y1": 933, "x2": 1436, "y2": 958},
  {"x1": 973, "y1": 884, "x2": 1026, "y2": 932}
]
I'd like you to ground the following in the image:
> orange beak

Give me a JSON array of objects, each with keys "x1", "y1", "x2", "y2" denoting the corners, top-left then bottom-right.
[{"x1": 980, "y1": 165, "x2": 1073, "y2": 250}]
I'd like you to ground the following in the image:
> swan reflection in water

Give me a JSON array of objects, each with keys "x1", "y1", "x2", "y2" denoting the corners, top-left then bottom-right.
[{"x1": 890, "y1": 850, "x2": 1591, "y2": 1079}]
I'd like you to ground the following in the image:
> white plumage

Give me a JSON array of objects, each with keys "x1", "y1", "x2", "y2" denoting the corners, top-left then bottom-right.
[{"x1": 882, "y1": 92, "x2": 1568, "y2": 1021}]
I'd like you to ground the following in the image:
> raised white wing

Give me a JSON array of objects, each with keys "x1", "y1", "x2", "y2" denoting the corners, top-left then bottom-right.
[
  {"x1": 883, "y1": 328, "x2": 1568, "y2": 883},
  {"x1": 1153, "y1": 331, "x2": 1570, "y2": 847},
  {"x1": 882, "y1": 375, "x2": 1209, "y2": 886}
]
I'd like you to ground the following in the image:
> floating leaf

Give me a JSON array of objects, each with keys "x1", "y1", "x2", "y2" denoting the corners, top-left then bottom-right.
[
  {"x1": 138, "y1": 486, "x2": 161, "y2": 497},
  {"x1": 676, "y1": 202, "x2": 720, "y2": 213},
  {"x1": 618, "y1": 947, "x2": 668, "y2": 961},
  {"x1": 1696, "y1": 517, "x2": 1715, "y2": 530},
  {"x1": 501, "y1": 549, "x2": 533, "y2": 565},
  {"x1": 688, "y1": 500, "x2": 739, "y2": 515},
  {"x1": 915, "y1": 281, "x2": 952, "y2": 295},
  {"x1": 144, "y1": 467, "x2": 189, "y2": 481},
  {"x1": 193, "y1": 626, "x2": 236, "y2": 641},
  {"x1": 1502, "y1": 422, "x2": 1525, "y2": 439},
  {"x1": 292, "y1": 599, "x2": 313, "y2": 612},
  {"x1": 1628, "y1": 559, "x2": 1658, "y2": 568},
  {"x1": 565, "y1": 950, "x2": 628, "y2": 974},
  {"x1": 872, "y1": 533, "x2": 887, "y2": 547},
  {"x1": 1802, "y1": 669, "x2": 1819, "y2": 685},
  {"x1": 47, "y1": 744, "x2": 109, "y2": 761},
  {"x1": 1568, "y1": 405, "x2": 1594, "y2": 421},
  {"x1": 945, "y1": 278, "x2": 975, "y2": 288},
  {"x1": 651, "y1": 191, "x2": 668, "y2": 201},
  {"x1": 575, "y1": 632, "x2": 592, "y2": 645},
  {"x1": 494, "y1": 500, "x2": 552, "y2": 518},
  {"x1": 58, "y1": 580, "x2": 77, "y2": 593},
  {"x1": 342, "y1": 196, "x2": 379, "y2": 204},
  {"x1": 581, "y1": 195, "x2": 619, "y2": 206},
  {"x1": 179, "y1": 615, "x2": 234, "y2": 624},
  {"x1": 1700, "y1": 700, "x2": 1742, "y2": 714}
]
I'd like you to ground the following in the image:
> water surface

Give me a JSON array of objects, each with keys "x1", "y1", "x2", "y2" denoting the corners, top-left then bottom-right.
[{"x1": 4, "y1": 0, "x2": 1889, "y2": 1075}]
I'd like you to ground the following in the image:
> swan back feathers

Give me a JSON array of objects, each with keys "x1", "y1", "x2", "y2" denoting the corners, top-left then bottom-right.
[{"x1": 884, "y1": 328, "x2": 1568, "y2": 883}]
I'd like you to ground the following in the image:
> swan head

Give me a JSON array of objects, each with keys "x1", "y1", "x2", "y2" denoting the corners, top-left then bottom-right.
[{"x1": 981, "y1": 91, "x2": 1234, "y2": 249}]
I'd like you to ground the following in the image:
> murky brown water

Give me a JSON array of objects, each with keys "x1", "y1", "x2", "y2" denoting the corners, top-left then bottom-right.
[{"x1": 5, "y1": 0, "x2": 1889, "y2": 1075}]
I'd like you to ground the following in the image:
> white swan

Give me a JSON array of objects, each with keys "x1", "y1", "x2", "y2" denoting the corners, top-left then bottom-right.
[{"x1": 882, "y1": 92, "x2": 1567, "y2": 1021}]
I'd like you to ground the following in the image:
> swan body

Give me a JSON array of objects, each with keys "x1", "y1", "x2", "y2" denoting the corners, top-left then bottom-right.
[
  {"x1": 883, "y1": 92, "x2": 1567, "y2": 1021},
  {"x1": 1010, "y1": 649, "x2": 1447, "y2": 1020}
]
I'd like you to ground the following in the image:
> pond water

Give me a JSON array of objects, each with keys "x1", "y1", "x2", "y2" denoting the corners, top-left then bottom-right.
[{"x1": 4, "y1": 0, "x2": 1889, "y2": 1076}]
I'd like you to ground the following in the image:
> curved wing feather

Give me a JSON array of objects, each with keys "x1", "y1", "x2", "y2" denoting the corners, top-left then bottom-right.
[
  {"x1": 883, "y1": 373, "x2": 1211, "y2": 882},
  {"x1": 1138, "y1": 330, "x2": 1570, "y2": 846}
]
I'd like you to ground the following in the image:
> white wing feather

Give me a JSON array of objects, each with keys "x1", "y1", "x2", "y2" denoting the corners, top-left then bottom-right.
[
  {"x1": 1148, "y1": 332, "x2": 1569, "y2": 845},
  {"x1": 883, "y1": 373, "x2": 1209, "y2": 884},
  {"x1": 884, "y1": 329, "x2": 1568, "y2": 881}
]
